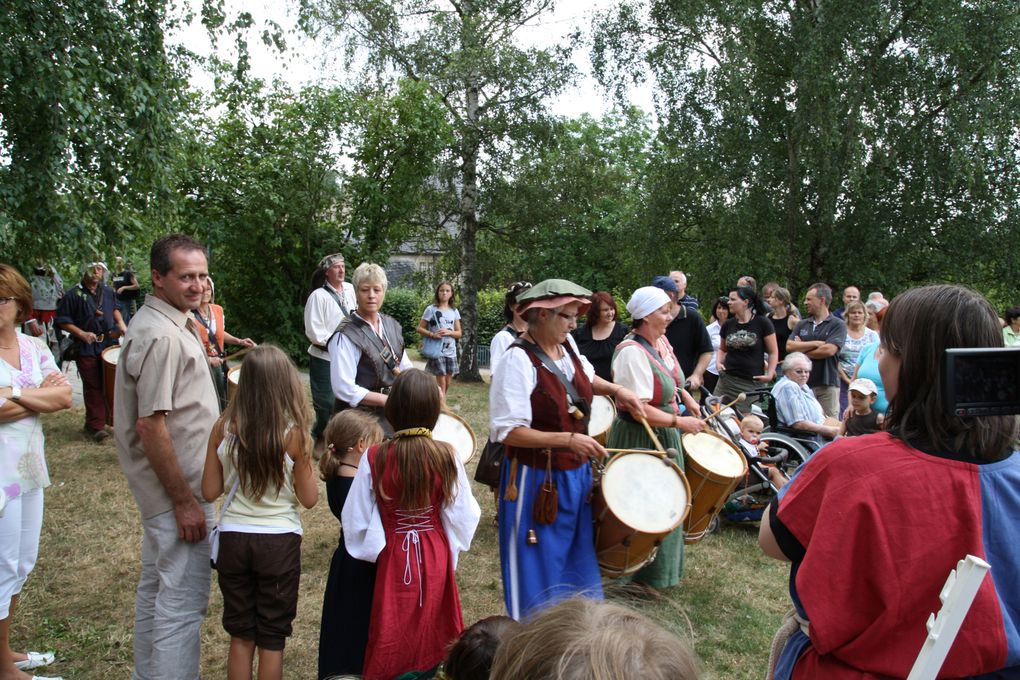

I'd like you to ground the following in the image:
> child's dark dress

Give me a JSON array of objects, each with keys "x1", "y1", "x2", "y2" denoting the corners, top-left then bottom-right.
[{"x1": 317, "y1": 472, "x2": 377, "y2": 679}]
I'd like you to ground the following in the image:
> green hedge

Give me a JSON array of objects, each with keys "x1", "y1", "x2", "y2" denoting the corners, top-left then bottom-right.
[
  {"x1": 382, "y1": 288, "x2": 429, "y2": 350},
  {"x1": 477, "y1": 288, "x2": 507, "y2": 346}
]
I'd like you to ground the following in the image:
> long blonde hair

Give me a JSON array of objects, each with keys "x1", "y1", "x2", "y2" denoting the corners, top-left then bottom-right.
[{"x1": 223, "y1": 345, "x2": 311, "y2": 500}]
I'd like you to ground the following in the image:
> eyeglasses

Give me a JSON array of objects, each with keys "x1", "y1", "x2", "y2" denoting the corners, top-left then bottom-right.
[
  {"x1": 0, "y1": 297, "x2": 16, "y2": 305},
  {"x1": 557, "y1": 312, "x2": 579, "y2": 323}
]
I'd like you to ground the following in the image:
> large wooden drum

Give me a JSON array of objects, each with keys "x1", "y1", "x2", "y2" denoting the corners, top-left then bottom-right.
[
  {"x1": 682, "y1": 431, "x2": 748, "y2": 543},
  {"x1": 592, "y1": 450, "x2": 691, "y2": 577},
  {"x1": 101, "y1": 345, "x2": 120, "y2": 427}
]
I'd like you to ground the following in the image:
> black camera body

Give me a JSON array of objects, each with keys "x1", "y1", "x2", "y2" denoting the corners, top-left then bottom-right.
[{"x1": 944, "y1": 347, "x2": 1020, "y2": 417}]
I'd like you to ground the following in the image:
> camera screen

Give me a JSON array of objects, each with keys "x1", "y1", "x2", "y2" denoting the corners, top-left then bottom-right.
[{"x1": 946, "y1": 348, "x2": 1020, "y2": 416}]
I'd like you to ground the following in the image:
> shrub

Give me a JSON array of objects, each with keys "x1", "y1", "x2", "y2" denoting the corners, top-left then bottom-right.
[
  {"x1": 382, "y1": 287, "x2": 428, "y2": 349},
  {"x1": 477, "y1": 287, "x2": 507, "y2": 345}
]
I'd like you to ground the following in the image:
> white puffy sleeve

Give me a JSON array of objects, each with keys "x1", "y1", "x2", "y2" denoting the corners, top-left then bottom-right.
[
  {"x1": 329, "y1": 332, "x2": 368, "y2": 406},
  {"x1": 441, "y1": 452, "x2": 482, "y2": 569},
  {"x1": 489, "y1": 346, "x2": 538, "y2": 443},
  {"x1": 489, "y1": 329, "x2": 514, "y2": 371},
  {"x1": 340, "y1": 454, "x2": 386, "y2": 562},
  {"x1": 611, "y1": 344, "x2": 654, "y2": 400},
  {"x1": 399, "y1": 351, "x2": 414, "y2": 371}
]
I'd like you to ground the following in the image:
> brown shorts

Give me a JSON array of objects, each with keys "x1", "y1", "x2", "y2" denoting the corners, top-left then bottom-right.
[{"x1": 216, "y1": 531, "x2": 302, "y2": 650}]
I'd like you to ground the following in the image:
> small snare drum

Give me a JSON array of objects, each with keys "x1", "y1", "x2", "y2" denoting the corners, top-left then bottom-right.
[{"x1": 226, "y1": 365, "x2": 241, "y2": 402}]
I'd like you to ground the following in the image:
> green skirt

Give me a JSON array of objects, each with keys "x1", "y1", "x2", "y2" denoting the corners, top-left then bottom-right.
[{"x1": 604, "y1": 417, "x2": 685, "y2": 589}]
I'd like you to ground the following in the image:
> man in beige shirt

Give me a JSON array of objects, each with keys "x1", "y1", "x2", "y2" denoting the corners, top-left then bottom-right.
[{"x1": 114, "y1": 234, "x2": 218, "y2": 680}]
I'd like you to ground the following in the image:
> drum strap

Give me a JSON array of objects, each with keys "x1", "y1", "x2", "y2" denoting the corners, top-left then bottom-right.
[
  {"x1": 322, "y1": 284, "x2": 350, "y2": 317},
  {"x1": 512, "y1": 338, "x2": 591, "y2": 424},
  {"x1": 629, "y1": 333, "x2": 683, "y2": 412},
  {"x1": 192, "y1": 310, "x2": 224, "y2": 358}
]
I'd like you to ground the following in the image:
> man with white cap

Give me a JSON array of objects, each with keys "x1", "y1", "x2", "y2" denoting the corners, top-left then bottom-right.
[{"x1": 489, "y1": 279, "x2": 642, "y2": 620}]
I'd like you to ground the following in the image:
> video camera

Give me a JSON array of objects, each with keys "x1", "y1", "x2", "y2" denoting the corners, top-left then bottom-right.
[{"x1": 945, "y1": 348, "x2": 1020, "y2": 417}]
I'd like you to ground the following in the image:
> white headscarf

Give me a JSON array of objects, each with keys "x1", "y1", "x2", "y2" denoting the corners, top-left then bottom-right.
[{"x1": 626, "y1": 286, "x2": 671, "y2": 321}]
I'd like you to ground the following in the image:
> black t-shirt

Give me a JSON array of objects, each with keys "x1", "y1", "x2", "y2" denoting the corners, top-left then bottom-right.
[
  {"x1": 720, "y1": 315, "x2": 775, "y2": 380},
  {"x1": 572, "y1": 322, "x2": 628, "y2": 382},
  {"x1": 769, "y1": 313, "x2": 794, "y2": 362},
  {"x1": 665, "y1": 307, "x2": 713, "y2": 380},
  {"x1": 113, "y1": 270, "x2": 139, "y2": 301}
]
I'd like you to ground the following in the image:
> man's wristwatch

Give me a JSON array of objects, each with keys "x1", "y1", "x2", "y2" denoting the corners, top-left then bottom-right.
[{"x1": 10, "y1": 385, "x2": 22, "y2": 402}]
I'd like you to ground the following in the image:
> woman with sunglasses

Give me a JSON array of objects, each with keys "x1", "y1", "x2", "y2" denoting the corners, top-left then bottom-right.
[
  {"x1": 770, "y1": 352, "x2": 838, "y2": 441},
  {"x1": 489, "y1": 279, "x2": 642, "y2": 620},
  {"x1": 0, "y1": 264, "x2": 72, "y2": 678}
]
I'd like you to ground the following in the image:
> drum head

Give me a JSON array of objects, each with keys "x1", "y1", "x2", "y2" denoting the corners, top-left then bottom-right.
[
  {"x1": 588, "y1": 395, "x2": 616, "y2": 436},
  {"x1": 102, "y1": 345, "x2": 121, "y2": 365},
  {"x1": 682, "y1": 431, "x2": 746, "y2": 477},
  {"x1": 602, "y1": 452, "x2": 688, "y2": 533},
  {"x1": 227, "y1": 365, "x2": 241, "y2": 386},
  {"x1": 433, "y1": 412, "x2": 476, "y2": 465}
]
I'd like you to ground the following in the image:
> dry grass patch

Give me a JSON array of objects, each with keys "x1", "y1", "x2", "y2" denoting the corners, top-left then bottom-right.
[{"x1": 20, "y1": 378, "x2": 789, "y2": 679}]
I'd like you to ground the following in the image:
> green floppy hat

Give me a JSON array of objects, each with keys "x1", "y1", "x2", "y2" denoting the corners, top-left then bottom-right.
[{"x1": 515, "y1": 278, "x2": 593, "y2": 315}]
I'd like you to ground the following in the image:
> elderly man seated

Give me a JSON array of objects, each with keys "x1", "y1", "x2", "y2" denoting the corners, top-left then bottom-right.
[{"x1": 771, "y1": 352, "x2": 839, "y2": 441}]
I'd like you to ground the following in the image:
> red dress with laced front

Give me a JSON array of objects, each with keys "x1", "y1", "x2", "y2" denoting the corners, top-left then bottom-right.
[{"x1": 361, "y1": 444, "x2": 465, "y2": 680}]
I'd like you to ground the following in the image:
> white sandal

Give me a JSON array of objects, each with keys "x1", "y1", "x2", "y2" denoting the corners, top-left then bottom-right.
[{"x1": 14, "y1": 650, "x2": 55, "y2": 670}]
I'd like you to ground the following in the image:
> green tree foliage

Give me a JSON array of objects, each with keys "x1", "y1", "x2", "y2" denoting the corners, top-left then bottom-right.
[
  {"x1": 481, "y1": 108, "x2": 656, "y2": 292},
  {"x1": 476, "y1": 286, "x2": 508, "y2": 346},
  {"x1": 594, "y1": 0, "x2": 1020, "y2": 302},
  {"x1": 299, "y1": 0, "x2": 576, "y2": 380},
  {"x1": 0, "y1": 0, "x2": 189, "y2": 265},
  {"x1": 191, "y1": 81, "x2": 344, "y2": 356},
  {"x1": 176, "y1": 73, "x2": 448, "y2": 357}
]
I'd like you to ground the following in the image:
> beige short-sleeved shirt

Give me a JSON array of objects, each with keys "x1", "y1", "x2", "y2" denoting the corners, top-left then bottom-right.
[{"x1": 114, "y1": 294, "x2": 219, "y2": 518}]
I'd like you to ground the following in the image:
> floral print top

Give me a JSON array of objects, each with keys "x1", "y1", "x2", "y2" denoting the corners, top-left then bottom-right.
[{"x1": 0, "y1": 333, "x2": 57, "y2": 498}]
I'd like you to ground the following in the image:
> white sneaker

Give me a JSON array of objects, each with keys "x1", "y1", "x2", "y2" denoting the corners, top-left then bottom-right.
[{"x1": 14, "y1": 650, "x2": 55, "y2": 670}]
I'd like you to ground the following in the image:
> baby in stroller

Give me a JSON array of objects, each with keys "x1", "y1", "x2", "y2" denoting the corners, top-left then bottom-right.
[{"x1": 736, "y1": 416, "x2": 788, "y2": 491}]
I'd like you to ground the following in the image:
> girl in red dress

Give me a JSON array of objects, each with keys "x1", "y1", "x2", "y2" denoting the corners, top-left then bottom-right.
[{"x1": 341, "y1": 368, "x2": 481, "y2": 680}]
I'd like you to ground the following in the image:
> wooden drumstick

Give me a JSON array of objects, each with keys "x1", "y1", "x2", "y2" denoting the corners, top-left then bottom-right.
[
  {"x1": 701, "y1": 392, "x2": 746, "y2": 424},
  {"x1": 637, "y1": 413, "x2": 667, "y2": 454},
  {"x1": 223, "y1": 346, "x2": 254, "y2": 362},
  {"x1": 604, "y1": 447, "x2": 662, "y2": 455},
  {"x1": 603, "y1": 447, "x2": 682, "y2": 460}
]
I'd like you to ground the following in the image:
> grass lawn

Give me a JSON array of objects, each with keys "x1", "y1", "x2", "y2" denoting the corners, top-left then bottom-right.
[{"x1": 14, "y1": 376, "x2": 790, "y2": 679}]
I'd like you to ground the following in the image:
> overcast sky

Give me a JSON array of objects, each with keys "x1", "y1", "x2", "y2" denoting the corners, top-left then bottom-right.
[{"x1": 170, "y1": 0, "x2": 655, "y2": 119}]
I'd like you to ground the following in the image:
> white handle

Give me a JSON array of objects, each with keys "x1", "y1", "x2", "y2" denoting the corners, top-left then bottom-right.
[{"x1": 906, "y1": 554, "x2": 990, "y2": 680}]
